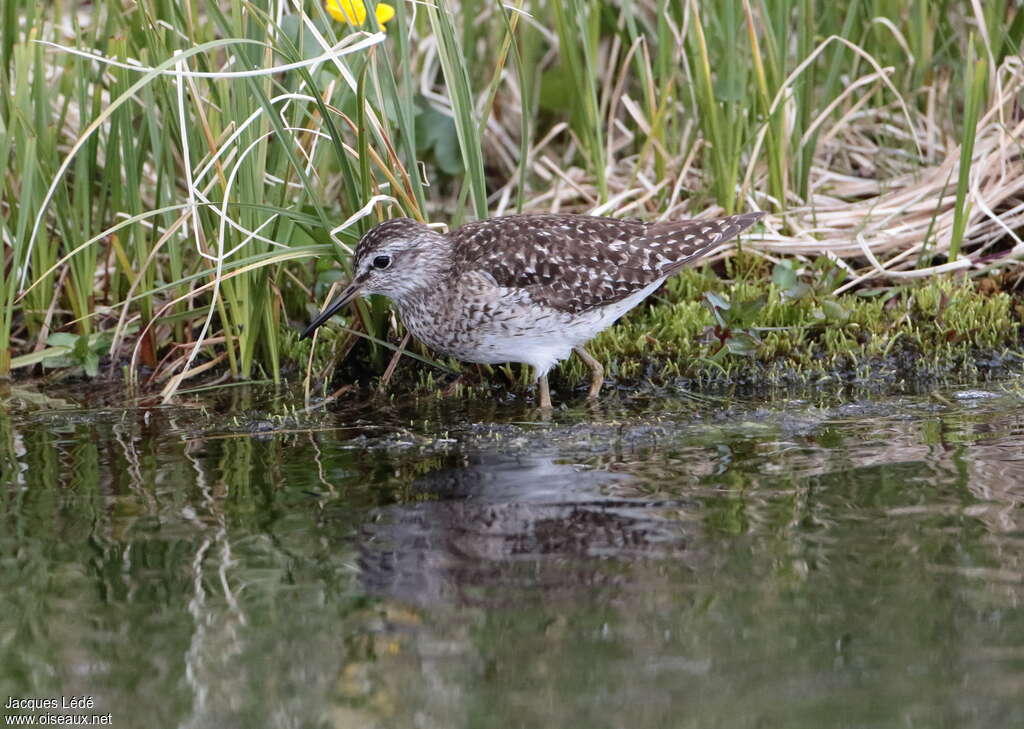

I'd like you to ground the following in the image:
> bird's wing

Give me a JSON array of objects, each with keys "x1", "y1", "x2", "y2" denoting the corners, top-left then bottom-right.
[{"x1": 451, "y1": 213, "x2": 763, "y2": 314}]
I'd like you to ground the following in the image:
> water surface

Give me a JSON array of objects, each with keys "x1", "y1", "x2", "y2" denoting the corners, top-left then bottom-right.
[{"x1": 1, "y1": 381, "x2": 1023, "y2": 728}]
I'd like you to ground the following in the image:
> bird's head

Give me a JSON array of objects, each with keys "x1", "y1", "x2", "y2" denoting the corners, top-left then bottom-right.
[{"x1": 300, "y1": 217, "x2": 447, "y2": 339}]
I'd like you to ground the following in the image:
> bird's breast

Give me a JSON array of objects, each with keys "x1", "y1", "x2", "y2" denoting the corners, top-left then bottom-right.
[{"x1": 392, "y1": 286, "x2": 470, "y2": 357}]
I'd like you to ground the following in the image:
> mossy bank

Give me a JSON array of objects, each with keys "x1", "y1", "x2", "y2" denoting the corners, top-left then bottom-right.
[{"x1": 292, "y1": 260, "x2": 1023, "y2": 403}]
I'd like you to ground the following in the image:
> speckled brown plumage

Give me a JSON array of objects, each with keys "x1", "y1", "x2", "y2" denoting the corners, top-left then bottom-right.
[
  {"x1": 302, "y1": 212, "x2": 764, "y2": 406},
  {"x1": 449, "y1": 213, "x2": 762, "y2": 314}
]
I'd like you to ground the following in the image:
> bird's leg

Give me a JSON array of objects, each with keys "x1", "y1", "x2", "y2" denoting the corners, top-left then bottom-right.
[
  {"x1": 537, "y1": 373, "x2": 553, "y2": 409},
  {"x1": 441, "y1": 373, "x2": 467, "y2": 397},
  {"x1": 573, "y1": 346, "x2": 605, "y2": 400}
]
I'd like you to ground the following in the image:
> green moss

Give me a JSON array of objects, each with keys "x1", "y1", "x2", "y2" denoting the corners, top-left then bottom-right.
[{"x1": 550, "y1": 269, "x2": 1022, "y2": 390}]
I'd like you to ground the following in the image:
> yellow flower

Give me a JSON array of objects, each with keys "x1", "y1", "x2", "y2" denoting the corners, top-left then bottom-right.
[{"x1": 325, "y1": 0, "x2": 395, "y2": 30}]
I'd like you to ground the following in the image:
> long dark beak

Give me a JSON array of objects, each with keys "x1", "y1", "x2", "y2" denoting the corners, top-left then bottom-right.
[{"x1": 299, "y1": 280, "x2": 363, "y2": 340}]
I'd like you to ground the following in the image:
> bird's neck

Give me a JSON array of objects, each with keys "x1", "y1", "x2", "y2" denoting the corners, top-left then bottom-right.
[{"x1": 386, "y1": 255, "x2": 454, "y2": 311}]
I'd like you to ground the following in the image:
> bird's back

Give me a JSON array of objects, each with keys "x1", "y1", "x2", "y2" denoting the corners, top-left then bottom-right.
[{"x1": 449, "y1": 212, "x2": 763, "y2": 314}]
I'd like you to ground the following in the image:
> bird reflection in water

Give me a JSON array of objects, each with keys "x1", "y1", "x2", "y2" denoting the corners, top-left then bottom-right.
[{"x1": 352, "y1": 452, "x2": 703, "y2": 607}]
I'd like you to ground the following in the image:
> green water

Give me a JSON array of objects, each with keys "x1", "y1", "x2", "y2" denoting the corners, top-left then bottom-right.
[{"x1": 1, "y1": 381, "x2": 1023, "y2": 729}]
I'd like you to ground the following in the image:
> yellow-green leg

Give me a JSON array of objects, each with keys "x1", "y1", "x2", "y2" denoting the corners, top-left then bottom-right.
[
  {"x1": 538, "y1": 374, "x2": 552, "y2": 409},
  {"x1": 573, "y1": 346, "x2": 604, "y2": 400}
]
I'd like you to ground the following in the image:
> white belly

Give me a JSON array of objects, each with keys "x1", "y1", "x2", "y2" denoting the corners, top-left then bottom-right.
[{"x1": 474, "y1": 277, "x2": 667, "y2": 378}]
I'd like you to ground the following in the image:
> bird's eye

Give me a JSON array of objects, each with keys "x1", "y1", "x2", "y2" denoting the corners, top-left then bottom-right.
[{"x1": 372, "y1": 255, "x2": 392, "y2": 270}]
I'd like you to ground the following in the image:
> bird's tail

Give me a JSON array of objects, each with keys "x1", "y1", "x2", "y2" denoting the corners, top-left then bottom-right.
[{"x1": 643, "y1": 211, "x2": 765, "y2": 272}]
